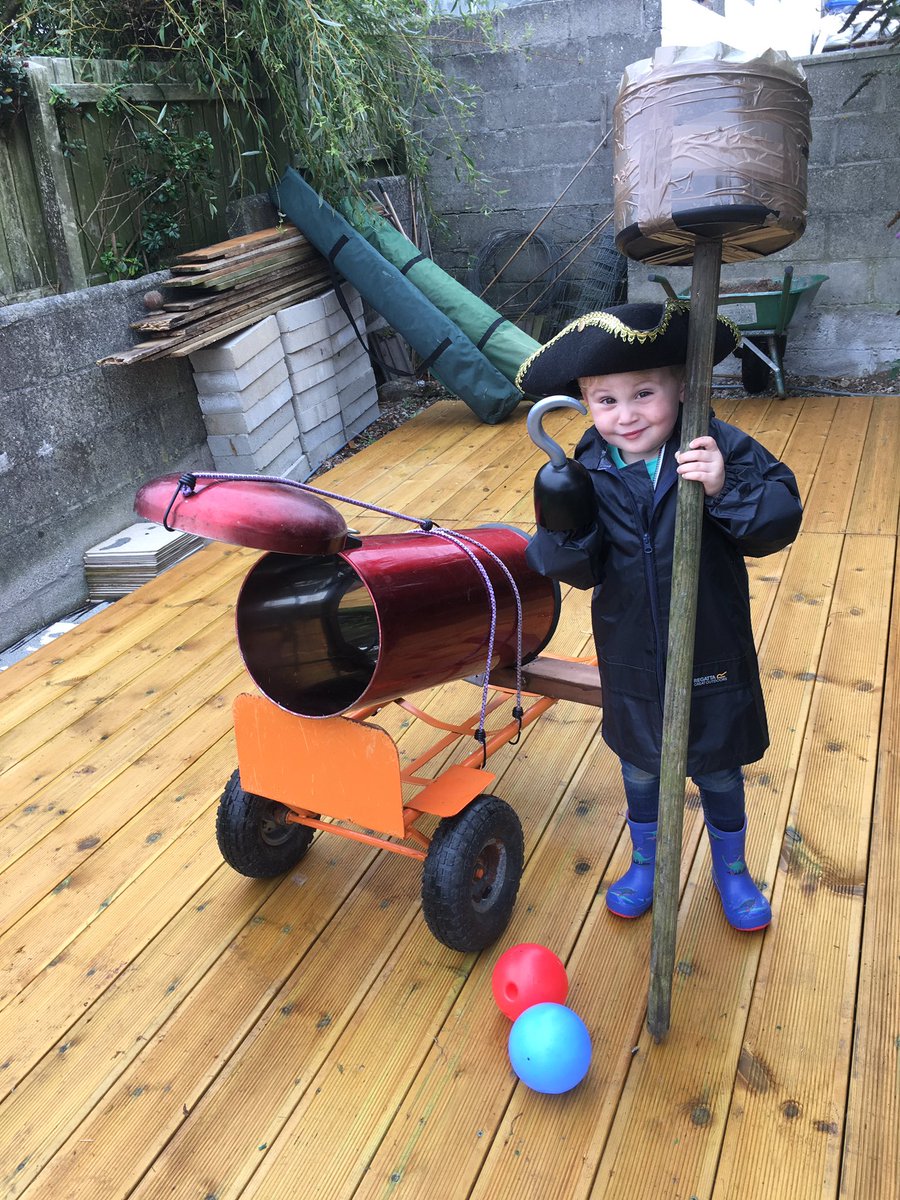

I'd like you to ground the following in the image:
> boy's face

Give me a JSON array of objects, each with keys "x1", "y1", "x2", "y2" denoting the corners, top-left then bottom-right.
[{"x1": 579, "y1": 367, "x2": 684, "y2": 464}]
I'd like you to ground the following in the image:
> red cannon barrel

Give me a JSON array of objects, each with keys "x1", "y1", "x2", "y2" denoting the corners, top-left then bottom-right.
[
  {"x1": 235, "y1": 526, "x2": 560, "y2": 718},
  {"x1": 135, "y1": 475, "x2": 560, "y2": 718}
]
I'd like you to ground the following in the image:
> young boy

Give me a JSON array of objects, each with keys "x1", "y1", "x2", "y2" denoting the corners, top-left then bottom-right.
[{"x1": 516, "y1": 301, "x2": 802, "y2": 931}]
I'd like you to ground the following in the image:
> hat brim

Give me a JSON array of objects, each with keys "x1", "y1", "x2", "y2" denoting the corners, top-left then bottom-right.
[{"x1": 516, "y1": 301, "x2": 741, "y2": 398}]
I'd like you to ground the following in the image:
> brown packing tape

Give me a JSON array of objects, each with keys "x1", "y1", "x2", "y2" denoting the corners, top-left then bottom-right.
[
  {"x1": 613, "y1": 55, "x2": 811, "y2": 263},
  {"x1": 636, "y1": 118, "x2": 675, "y2": 231}
]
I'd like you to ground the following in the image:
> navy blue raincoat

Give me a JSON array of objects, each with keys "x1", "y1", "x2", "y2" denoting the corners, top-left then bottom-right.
[{"x1": 526, "y1": 414, "x2": 802, "y2": 775}]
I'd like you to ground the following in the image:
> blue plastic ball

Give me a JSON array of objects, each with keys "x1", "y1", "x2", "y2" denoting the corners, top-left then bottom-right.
[{"x1": 507, "y1": 1002, "x2": 592, "y2": 1094}]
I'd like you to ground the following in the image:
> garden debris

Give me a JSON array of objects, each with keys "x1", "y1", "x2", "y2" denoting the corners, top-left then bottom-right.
[{"x1": 98, "y1": 224, "x2": 331, "y2": 365}]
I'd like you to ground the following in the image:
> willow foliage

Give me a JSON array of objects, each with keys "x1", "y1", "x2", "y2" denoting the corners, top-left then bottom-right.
[{"x1": 5, "y1": 0, "x2": 495, "y2": 202}]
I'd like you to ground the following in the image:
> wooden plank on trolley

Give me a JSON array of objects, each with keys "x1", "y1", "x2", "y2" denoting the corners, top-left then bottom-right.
[{"x1": 474, "y1": 655, "x2": 602, "y2": 706}]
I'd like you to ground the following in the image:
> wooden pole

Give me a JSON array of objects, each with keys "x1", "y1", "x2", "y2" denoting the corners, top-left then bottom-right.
[{"x1": 647, "y1": 236, "x2": 723, "y2": 1041}]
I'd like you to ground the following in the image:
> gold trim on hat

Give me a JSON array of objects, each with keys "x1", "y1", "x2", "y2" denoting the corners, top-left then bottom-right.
[{"x1": 515, "y1": 300, "x2": 742, "y2": 391}]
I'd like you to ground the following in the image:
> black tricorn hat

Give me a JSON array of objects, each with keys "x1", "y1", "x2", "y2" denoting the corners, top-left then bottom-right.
[{"x1": 516, "y1": 300, "x2": 740, "y2": 398}]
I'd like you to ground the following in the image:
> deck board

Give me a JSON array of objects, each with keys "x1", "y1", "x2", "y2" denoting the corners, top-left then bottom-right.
[
  {"x1": 0, "y1": 394, "x2": 898, "y2": 1200},
  {"x1": 714, "y1": 533, "x2": 894, "y2": 1200},
  {"x1": 839, "y1": 519, "x2": 900, "y2": 1199}
]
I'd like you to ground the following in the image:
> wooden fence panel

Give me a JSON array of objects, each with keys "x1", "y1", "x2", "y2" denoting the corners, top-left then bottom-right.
[
  {"x1": 0, "y1": 99, "x2": 58, "y2": 301},
  {"x1": 0, "y1": 56, "x2": 281, "y2": 304}
]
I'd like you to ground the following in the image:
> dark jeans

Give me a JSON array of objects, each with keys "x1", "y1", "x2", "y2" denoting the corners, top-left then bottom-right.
[{"x1": 619, "y1": 758, "x2": 745, "y2": 832}]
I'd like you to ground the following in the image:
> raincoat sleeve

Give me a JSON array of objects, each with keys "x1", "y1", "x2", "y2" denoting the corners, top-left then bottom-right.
[
  {"x1": 704, "y1": 425, "x2": 802, "y2": 557},
  {"x1": 525, "y1": 520, "x2": 606, "y2": 590}
]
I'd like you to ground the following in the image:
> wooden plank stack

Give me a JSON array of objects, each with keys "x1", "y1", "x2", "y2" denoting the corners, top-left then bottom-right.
[{"x1": 98, "y1": 224, "x2": 331, "y2": 365}]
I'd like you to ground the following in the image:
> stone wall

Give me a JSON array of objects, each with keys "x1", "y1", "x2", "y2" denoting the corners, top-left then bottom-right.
[
  {"x1": 0, "y1": 274, "x2": 212, "y2": 649},
  {"x1": 427, "y1": 2, "x2": 899, "y2": 376},
  {"x1": 0, "y1": 278, "x2": 381, "y2": 652},
  {"x1": 428, "y1": 1, "x2": 660, "y2": 304}
]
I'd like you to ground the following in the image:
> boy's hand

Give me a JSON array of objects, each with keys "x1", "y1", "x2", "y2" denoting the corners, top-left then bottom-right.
[{"x1": 675, "y1": 436, "x2": 725, "y2": 498}]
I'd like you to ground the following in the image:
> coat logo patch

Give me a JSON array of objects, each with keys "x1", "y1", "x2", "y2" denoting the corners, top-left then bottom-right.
[{"x1": 693, "y1": 670, "x2": 728, "y2": 688}]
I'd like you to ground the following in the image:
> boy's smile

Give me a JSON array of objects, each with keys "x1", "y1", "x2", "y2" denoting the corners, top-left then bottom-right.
[{"x1": 579, "y1": 368, "x2": 684, "y2": 464}]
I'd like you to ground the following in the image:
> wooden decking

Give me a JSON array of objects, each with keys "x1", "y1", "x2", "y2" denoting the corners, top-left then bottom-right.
[{"x1": 1, "y1": 393, "x2": 898, "y2": 1200}]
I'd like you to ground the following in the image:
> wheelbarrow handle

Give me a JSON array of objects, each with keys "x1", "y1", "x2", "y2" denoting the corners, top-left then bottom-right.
[
  {"x1": 527, "y1": 396, "x2": 588, "y2": 467},
  {"x1": 775, "y1": 265, "x2": 795, "y2": 336},
  {"x1": 647, "y1": 272, "x2": 680, "y2": 302}
]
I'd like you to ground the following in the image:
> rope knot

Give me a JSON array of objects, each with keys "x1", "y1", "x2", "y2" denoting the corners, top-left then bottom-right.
[
  {"x1": 473, "y1": 724, "x2": 488, "y2": 767},
  {"x1": 163, "y1": 473, "x2": 197, "y2": 531}
]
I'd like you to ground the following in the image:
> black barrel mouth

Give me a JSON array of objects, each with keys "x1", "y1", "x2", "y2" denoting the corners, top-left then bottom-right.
[{"x1": 236, "y1": 552, "x2": 380, "y2": 717}]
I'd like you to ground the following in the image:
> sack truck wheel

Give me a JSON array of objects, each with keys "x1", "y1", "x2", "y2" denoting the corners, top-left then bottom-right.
[
  {"x1": 216, "y1": 769, "x2": 315, "y2": 878},
  {"x1": 740, "y1": 337, "x2": 772, "y2": 394},
  {"x1": 421, "y1": 794, "x2": 524, "y2": 952}
]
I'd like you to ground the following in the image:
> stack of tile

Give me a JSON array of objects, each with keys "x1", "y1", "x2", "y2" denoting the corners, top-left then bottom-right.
[
  {"x1": 189, "y1": 315, "x2": 309, "y2": 480},
  {"x1": 277, "y1": 286, "x2": 380, "y2": 470},
  {"x1": 337, "y1": 317, "x2": 385, "y2": 443},
  {"x1": 84, "y1": 522, "x2": 206, "y2": 600},
  {"x1": 187, "y1": 284, "x2": 380, "y2": 479}
]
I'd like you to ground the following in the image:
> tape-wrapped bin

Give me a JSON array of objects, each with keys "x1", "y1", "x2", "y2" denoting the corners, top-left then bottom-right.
[{"x1": 613, "y1": 44, "x2": 812, "y2": 265}]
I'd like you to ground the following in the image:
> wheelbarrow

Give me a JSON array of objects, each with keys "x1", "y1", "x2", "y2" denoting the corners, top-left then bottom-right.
[
  {"x1": 649, "y1": 265, "x2": 828, "y2": 397},
  {"x1": 135, "y1": 469, "x2": 601, "y2": 953}
]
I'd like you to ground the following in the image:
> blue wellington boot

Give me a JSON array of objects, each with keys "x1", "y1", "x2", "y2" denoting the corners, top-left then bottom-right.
[
  {"x1": 706, "y1": 820, "x2": 771, "y2": 931},
  {"x1": 606, "y1": 818, "x2": 657, "y2": 918}
]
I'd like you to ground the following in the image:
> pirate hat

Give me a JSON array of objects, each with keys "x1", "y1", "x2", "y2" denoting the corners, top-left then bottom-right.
[{"x1": 516, "y1": 300, "x2": 740, "y2": 398}]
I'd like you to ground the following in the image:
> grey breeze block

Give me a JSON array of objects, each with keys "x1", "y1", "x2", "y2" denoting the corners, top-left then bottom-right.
[{"x1": 190, "y1": 285, "x2": 379, "y2": 477}]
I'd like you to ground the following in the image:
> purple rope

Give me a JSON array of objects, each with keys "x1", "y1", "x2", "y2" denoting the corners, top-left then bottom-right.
[
  {"x1": 175, "y1": 471, "x2": 526, "y2": 755},
  {"x1": 177, "y1": 469, "x2": 436, "y2": 529},
  {"x1": 443, "y1": 530, "x2": 525, "y2": 720}
]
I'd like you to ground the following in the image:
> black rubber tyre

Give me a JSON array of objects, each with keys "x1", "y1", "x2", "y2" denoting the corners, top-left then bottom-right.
[
  {"x1": 421, "y1": 794, "x2": 524, "y2": 952},
  {"x1": 740, "y1": 338, "x2": 772, "y2": 394},
  {"x1": 216, "y1": 770, "x2": 314, "y2": 878}
]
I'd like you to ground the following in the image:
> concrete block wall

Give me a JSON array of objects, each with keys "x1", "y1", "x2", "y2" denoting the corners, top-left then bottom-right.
[
  {"x1": 426, "y1": 1, "x2": 899, "y2": 377},
  {"x1": 0, "y1": 271, "x2": 212, "y2": 651},
  {"x1": 426, "y1": 1, "x2": 662, "y2": 286}
]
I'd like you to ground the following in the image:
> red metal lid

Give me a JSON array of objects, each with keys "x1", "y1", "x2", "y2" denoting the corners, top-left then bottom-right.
[{"x1": 134, "y1": 474, "x2": 352, "y2": 555}]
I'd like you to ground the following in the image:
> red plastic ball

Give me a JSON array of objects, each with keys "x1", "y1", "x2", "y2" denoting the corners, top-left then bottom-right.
[{"x1": 492, "y1": 942, "x2": 568, "y2": 1020}]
